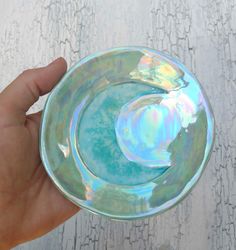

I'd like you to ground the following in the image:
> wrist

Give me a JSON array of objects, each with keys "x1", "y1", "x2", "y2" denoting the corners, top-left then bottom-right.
[
  {"x1": 0, "y1": 240, "x2": 12, "y2": 250},
  {"x1": 0, "y1": 229, "x2": 16, "y2": 250},
  {"x1": 0, "y1": 230, "x2": 16, "y2": 250},
  {"x1": 0, "y1": 200, "x2": 17, "y2": 250}
]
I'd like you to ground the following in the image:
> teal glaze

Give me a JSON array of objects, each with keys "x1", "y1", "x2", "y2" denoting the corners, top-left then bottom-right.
[{"x1": 40, "y1": 47, "x2": 215, "y2": 220}]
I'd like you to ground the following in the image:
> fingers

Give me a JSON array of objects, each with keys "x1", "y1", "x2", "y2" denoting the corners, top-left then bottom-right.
[{"x1": 0, "y1": 58, "x2": 67, "y2": 115}]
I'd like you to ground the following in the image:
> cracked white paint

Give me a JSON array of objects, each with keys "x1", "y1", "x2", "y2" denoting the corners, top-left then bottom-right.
[{"x1": 0, "y1": 0, "x2": 235, "y2": 249}]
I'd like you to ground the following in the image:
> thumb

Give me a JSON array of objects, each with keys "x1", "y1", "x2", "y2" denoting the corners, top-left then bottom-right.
[{"x1": 0, "y1": 58, "x2": 67, "y2": 123}]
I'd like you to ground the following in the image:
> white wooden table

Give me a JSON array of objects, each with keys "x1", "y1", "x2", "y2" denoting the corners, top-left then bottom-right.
[{"x1": 0, "y1": 1, "x2": 235, "y2": 249}]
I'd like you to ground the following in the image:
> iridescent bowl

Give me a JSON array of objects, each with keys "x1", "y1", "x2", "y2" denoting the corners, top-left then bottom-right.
[{"x1": 40, "y1": 47, "x2": 215, "y2": 220}]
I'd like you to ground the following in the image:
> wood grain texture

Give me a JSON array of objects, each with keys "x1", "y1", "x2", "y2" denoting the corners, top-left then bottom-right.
[{"x1": 0, "y1": 0, "x2": 235, "y2": 249}]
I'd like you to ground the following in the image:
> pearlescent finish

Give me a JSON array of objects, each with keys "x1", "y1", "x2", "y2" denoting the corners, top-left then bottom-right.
[{"x1": 40, "y1": 47, "x2": 214, "y2": 220}]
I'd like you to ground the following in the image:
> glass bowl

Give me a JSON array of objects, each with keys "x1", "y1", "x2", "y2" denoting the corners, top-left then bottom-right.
[{"x1": 40, "y1": 47, "x2": 215, "y2": 220}]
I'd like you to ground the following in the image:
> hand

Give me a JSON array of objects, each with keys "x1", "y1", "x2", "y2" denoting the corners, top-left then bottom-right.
[{"x1": 0, "y1": 58, "x2": 80, "y2": 249}]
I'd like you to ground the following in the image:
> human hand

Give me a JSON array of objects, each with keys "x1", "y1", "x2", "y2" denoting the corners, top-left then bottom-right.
[{"x1": 0, "y1": 58, "x2": 80, "y2": 249}]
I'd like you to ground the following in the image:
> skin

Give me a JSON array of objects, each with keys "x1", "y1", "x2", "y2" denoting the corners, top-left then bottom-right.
[{"x1": 0, "y1": 58, "x2": 80, "y2": 249}]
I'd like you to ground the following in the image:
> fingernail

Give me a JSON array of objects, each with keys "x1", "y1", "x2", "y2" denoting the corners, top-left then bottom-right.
[{"x1": 48, "y1": 57, "x2": 63, "y2": 66}]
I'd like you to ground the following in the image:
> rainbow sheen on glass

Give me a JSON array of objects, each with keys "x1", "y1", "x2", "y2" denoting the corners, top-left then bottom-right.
[{"x1": 40, "y1": 47, "x2": 214, "y2": 220}]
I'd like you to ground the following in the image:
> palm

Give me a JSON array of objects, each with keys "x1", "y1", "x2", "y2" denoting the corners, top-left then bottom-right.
[{"x1": 0, "y1": 58, "x2": 79, "y2": 249}]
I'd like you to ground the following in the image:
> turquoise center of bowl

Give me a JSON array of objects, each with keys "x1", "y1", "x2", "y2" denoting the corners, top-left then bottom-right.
[{"x1": 78, "y1": 81, "x2": 168, "y2": 185}]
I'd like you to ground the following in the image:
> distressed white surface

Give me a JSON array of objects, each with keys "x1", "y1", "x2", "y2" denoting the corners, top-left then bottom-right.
[{"x1": 0, "y1": 0, "x2": 235, "y2": 249}]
